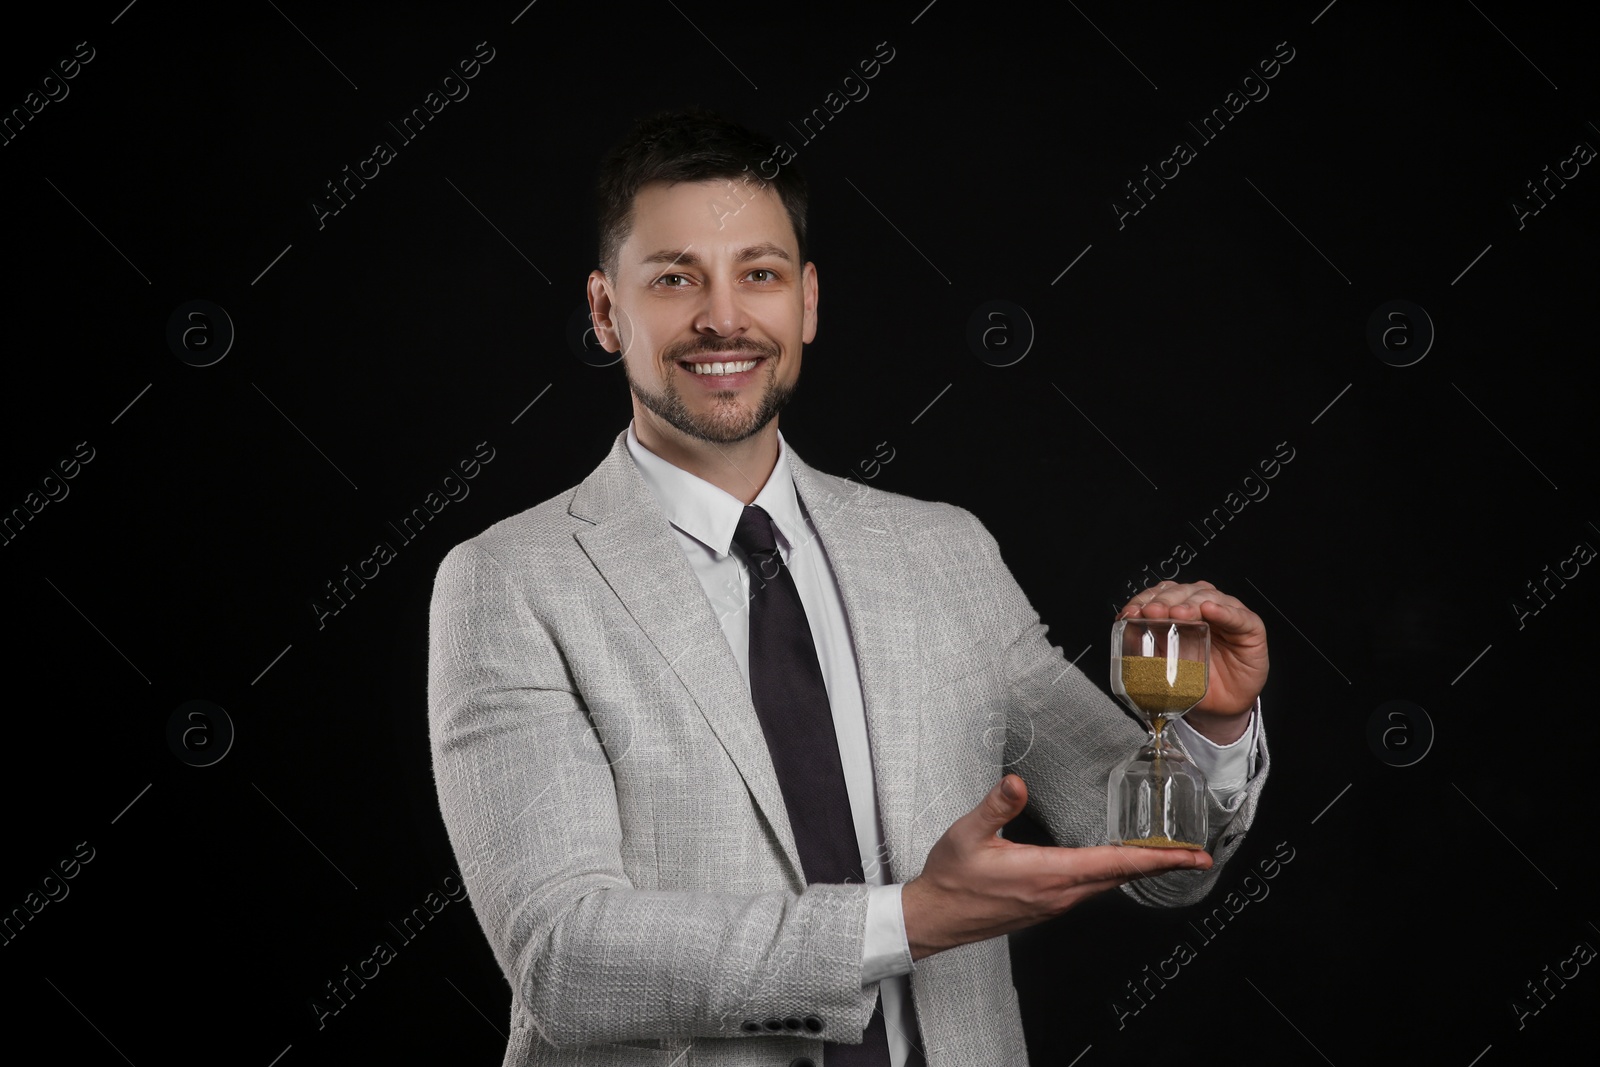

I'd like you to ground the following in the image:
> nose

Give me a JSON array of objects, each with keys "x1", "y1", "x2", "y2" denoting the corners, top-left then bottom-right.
[{"x1": 694, "y1": 275, "x2": 748, "y2": 338}]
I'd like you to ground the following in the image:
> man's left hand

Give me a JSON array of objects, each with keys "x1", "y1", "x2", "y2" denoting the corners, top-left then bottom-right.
[{"x1": 1116, "y1": 580, "x2": 1267, "y2": 745}]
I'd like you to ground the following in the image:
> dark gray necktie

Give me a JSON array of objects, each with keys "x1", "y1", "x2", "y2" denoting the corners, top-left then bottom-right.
[{"x1": 731, "y1": 504, "x2": 923, "y2": 1067}]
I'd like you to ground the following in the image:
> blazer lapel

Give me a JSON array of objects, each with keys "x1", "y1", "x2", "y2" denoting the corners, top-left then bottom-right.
[
  {"x1": 789, "y1": 457, "x2": 929, "y2": 883},
  {"x1": 570, "y1": 431, "x2": 807, "y2": 888}
]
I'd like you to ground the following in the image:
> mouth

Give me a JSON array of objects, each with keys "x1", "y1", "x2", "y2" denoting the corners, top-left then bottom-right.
[{"x1": 676, "y1": 355, "x2": 767, "y2": 380}]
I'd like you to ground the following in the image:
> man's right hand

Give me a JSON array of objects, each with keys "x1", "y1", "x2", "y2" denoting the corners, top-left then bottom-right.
[{"x1": 900, "y1": 774, "x2": 1212, "y2": 961}]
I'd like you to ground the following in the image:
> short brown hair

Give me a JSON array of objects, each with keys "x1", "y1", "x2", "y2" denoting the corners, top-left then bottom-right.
[{"x1": 594, "y1": 107, "x2": 809, "y2": 278}]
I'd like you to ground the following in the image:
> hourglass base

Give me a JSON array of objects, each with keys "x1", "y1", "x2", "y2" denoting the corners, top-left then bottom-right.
[{"x1": 1108, "y1": 741, "x2": 1209, "y2": 851}]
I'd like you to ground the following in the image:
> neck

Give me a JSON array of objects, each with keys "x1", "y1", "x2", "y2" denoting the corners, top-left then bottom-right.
[{"x1": 631, "y1": 409, "x2": 781, "y2": 504}]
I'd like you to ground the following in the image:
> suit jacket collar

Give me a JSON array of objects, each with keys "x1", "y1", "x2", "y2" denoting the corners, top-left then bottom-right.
[
  {"x1": 621, "y1": 419, "x2": 811, "y2": 561},
  {"x1": 569, "y1": 427, "x2": 925, "y2": 890}
]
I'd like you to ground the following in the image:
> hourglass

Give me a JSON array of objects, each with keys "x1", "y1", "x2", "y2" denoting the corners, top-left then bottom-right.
[{"x1": 1107, "y1": 617, "x2": 1210, "y2": 849}]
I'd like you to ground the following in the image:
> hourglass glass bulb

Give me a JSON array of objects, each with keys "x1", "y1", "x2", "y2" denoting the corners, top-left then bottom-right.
[{"x1": 1109, "y1": 617, "x2": 1211, "y2": 849}]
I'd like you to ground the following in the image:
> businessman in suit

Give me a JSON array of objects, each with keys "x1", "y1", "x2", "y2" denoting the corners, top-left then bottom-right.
[{"x1": 427, "y1": 109, "x2": 1269, "y2": 1066}]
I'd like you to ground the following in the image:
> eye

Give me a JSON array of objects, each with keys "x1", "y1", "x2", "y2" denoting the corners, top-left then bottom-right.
[
  {"x1": 746, "y1": 269, "x2": 777, "y2": 283},
  {"x1": 655, "y1": 273, "x2": 690, "y2": 287}
]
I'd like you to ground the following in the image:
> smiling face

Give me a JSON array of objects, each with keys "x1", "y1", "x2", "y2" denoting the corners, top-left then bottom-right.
[{"x1": 587, "y1": 179, "x2": 817, "y2": 449}]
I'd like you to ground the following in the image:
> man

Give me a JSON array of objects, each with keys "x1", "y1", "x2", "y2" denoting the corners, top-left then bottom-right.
[{"x1": 427, "y1": 108, "x2": 1269, "y2": 1067}]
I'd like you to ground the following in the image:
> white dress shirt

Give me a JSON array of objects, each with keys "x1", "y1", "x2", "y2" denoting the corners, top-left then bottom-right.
[{"x1": 624, "y1": 419, "x2": 1258, "y2": 1066}]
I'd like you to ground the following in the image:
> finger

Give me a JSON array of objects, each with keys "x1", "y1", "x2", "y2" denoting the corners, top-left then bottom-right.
[
  {"x1": 1196, "y1": 597, "x2": 1260, "y2": 633},
  {"x1": 1067, "y1": 845, "x2": 1212, "y2": 883},
  {"x1": 1133, "y1": 597, "x2": 1188, "y2": 620},
  {"x1": 1007, "y1": 843, "x2": 1208, "y2": 883},
  {"x1": 1143, "y1": 585, "x2": 1220, "y2": 611},
  {"x1": 1123, "y1": 582, "x2": 1215, "y2": 618},
  {"x1": 1116, "y1": 581, "x2": 1176, "y2": 618},
  {"x1": 1146, "y1": 589, "x2": 1250, "y2": 624},
  {"x1": 1111, "y1": 845, "x2": 1214, "y2": 879},
  {"x1": 967, "y1": 774, "x2": 1028, "y2": 837}
]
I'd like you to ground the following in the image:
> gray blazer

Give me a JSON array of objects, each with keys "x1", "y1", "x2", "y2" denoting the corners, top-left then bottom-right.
[{"x1": 427, "y1": 428, "x2": 1268, "y2": 1066}]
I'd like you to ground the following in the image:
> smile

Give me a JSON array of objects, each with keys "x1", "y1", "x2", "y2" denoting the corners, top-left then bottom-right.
[{"x1": 681, "y1": 359, "x2": 762, "y2": 375}]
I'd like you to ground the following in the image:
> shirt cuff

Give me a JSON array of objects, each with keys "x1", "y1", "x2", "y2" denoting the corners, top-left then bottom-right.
[
  {"x1": 1172, "y1": 698, "x2": 1261, "y2": 807},
  {"x1": 861, "y1": 883, "x2": 914, "y2": 985}
]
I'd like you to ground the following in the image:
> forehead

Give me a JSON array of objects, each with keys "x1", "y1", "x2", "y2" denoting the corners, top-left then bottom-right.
[{"x1": 622, "y1": 179, "x2": 798, "y2": 263}]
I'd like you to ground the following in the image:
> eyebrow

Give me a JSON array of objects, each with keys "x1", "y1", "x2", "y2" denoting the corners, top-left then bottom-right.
[{"x1": 640, "y1": 243, "x2": 793, "y2": 268}]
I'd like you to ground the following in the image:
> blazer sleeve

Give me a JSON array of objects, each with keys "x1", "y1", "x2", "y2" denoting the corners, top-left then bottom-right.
[
  {"x1": 957, "y1": 509, "x2": 1271, "y2": 908},
  {"x1": 426, "y1": 538, "x2": 879, "y2": 1049}
]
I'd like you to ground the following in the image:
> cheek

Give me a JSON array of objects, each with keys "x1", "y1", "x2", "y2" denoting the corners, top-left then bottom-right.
[
  {"x1": 616, "y1": 314, "x2": 655, "y2": 360},
  {"x1": 625, "y1": 345, "x2": 662, "y2": 382},
  {"x1": 625, "y1": 305, "x2": 688, "y2": 359},
  {"x1": 763, "y1": 297, "x2": 811, "y2": 347}
]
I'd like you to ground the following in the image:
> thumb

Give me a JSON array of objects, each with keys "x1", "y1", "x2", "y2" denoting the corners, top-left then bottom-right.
[{"x1": 973, "y1": 774, "x2": 1027, "y2": 833}]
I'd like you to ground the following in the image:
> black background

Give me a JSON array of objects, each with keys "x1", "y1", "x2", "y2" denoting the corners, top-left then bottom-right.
[{"x1": 2, "y1": 1, "x2": 1594, "y2": 1064}]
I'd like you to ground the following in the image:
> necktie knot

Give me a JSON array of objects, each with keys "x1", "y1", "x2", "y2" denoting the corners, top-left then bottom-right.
[{"x1": 732, "y1": 505, "x2": 782, "y2": 578}]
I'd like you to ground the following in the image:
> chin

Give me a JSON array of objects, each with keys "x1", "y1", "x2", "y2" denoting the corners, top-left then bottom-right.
[{"x1": 695, "y1": 414, "x2": 769, "y2": 443}]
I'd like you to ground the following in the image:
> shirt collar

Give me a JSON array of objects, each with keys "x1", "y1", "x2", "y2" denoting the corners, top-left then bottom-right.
[{"x1": 625, "y1": 418, "x2": 807, "y2": 559}]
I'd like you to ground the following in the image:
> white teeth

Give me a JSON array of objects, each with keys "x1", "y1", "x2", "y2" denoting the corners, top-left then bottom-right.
[{"x1": 687, "y1": 359, "x2": 758, "y2": 375}]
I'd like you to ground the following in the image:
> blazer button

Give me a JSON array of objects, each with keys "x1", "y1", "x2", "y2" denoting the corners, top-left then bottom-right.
[
  {"x1": 783, "y1": 1017, "x2": 802, "y2": 1031},
  {"x1": 790, "y1": 1059, "x2": 817, "y2": 1067},
  {"x1": 740, "y1": 1021, "x2": 761, "y2": 1033},
  {"x1": 803, "y1": 1015, "x2": 824, "y2": 1033},
  {"x1": 763, "y1": 1018, "x2": 784, "y2": 1032}
]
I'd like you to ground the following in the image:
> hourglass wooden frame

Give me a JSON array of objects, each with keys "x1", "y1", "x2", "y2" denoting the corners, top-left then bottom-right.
[{"x1": 1107, "y1": 617, "x2": 1211, "y2": 849}]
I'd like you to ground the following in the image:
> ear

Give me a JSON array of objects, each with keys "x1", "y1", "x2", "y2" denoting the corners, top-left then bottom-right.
[
  {"x1": 801, "y1": 260, "x2": 819, "y2": 344},
  {"x1": 586, "y1": 270, "x2": 623, "y2": 352}
]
